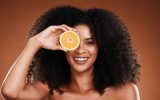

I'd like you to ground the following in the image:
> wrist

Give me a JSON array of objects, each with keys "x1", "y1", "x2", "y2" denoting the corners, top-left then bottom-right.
[{"x1": 28, "y1": 37, "x2": 42, "y2": 50}]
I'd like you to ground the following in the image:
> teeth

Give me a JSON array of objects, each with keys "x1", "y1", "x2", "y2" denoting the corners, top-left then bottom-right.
[{"x1": 74, "y1": 57, "x2": 88, "y2": 61}]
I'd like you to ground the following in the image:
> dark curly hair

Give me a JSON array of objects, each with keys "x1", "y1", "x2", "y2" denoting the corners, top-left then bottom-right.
[{"x1": 27, "y1": 6, "x2": 140, "y2": 95}]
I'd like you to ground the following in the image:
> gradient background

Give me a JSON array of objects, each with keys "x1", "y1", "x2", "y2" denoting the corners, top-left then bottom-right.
[{"x1": 0, "y1": 0, "x2": 159, "y2": 100}]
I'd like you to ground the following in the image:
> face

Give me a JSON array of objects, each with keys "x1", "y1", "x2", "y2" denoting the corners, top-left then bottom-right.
[{"x1": 66, "y1": 24, "x2": 98, "y2": 73}]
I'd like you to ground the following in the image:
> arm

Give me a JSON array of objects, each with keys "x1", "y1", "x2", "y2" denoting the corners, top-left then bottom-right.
[
  {"x1": 0, "y1": 38, "x2": 45, "y2": 99},
  {"x1": 0, "y1": 24, "x2": 75, "y2": 99}
]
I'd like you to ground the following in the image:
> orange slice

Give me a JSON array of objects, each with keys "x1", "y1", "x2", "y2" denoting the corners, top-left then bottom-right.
[{"x1": 60, "y1": 31, "x2": 80, "y2": 51}]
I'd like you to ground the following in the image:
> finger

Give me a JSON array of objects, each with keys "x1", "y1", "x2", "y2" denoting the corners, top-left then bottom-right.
[
  {"x1": 55, "y1": 40, "x2": 67, "y2": 52},
  {"x1": 48, "y1": 26, "x2": 67, "y2": 34},
  {"x1": 61, "y1": 24, "x2": 76, "y2": 31},
  {"x1": 74, "y1": 30, "x2": 80, "y2": 34},
  {"x1": 53, "y1": 26, "x2": 68, "y2": 32}
]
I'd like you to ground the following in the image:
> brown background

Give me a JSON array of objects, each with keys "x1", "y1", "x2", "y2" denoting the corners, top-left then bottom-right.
[{"x1": 0, "y1": 0, "x2": 159, "y2": 100}]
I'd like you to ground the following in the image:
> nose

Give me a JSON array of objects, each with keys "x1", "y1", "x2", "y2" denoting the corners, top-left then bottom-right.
[{"x1": 75, "y1": 42, "x2": 86, "y2": 54}]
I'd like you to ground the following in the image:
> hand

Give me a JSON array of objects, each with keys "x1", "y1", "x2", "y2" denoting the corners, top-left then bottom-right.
[{"x1": 31, "y1": 24, "x2": 76, "y2": 52}]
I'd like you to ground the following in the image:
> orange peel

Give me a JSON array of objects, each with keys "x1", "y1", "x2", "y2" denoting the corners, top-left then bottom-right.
[{"x1": 59, "y1": 31, "x2": 80, "y2": 51}]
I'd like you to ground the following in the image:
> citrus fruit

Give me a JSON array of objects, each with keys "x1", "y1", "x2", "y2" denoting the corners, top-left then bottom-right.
[{"x1": 59, "y1": 31, "x2": 80, "y2": 51}]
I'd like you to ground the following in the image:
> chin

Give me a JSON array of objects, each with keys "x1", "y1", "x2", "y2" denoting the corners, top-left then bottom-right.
[{"x1": 70, "y1": 64, "x2": 94, "y2": 73}]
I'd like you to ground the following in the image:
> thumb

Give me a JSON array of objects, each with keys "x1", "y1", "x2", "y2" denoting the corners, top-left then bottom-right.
[{"x1": 58, "y1": 46, "x2": 67, "y2": 52}]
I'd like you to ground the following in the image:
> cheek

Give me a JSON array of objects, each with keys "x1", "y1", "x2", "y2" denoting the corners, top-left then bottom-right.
[
  {"x1": 66, "y1": 52, "x2": 73, "y2": 63},
  {"x1": 87, "y1": 46, "x2": 98, "y2": 61},
  {"x1": 89, "y1": 46, "x2": 98, "y2": 55}
]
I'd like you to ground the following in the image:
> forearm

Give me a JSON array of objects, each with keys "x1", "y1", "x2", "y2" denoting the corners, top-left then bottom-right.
[{"x1": 1, "y1": 37, "x2": 41, "y2": 97}]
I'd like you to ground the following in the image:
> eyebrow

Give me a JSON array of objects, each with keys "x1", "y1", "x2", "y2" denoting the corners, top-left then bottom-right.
[{"x1": 84, "y1": 37, "x2": 96, "y2": 41}]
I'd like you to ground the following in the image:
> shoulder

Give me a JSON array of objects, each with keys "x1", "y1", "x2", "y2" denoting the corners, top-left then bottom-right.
[
  {"x1": 116, "y1": 83, "x2": 140, "y2": 100},
  {"x1": 104, "y1": 83, "x2": 140, "y2": 100},
  {"x1": 4, "y1": 81, "x2": 50, "y2": 99},
  {"x1": 31, "y1": 81, "x2": 48, "y2": 87},
  {"x1": 24, "y1": 81, "x2": 49, "y2": 97},
  {"x1": 30, "y1": 81, "x2": 49, "y2": 92}
]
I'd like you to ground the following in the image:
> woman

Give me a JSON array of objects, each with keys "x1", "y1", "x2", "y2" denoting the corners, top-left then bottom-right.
[{"x1": 1, "y1": 6, "x2": 140, "y2": 100}]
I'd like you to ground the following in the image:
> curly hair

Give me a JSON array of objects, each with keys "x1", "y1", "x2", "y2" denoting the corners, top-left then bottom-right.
[{"x1": 27, "y1": 6, "x2": 140, "y2": 95}]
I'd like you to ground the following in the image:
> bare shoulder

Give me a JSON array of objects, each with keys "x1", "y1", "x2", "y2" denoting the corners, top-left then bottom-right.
[
  {"x1": 103, "y1": 83, "x2": 140, "y2": 100},
  {"x1": 29, "y1": 81, "x2": 49, "y2": 90},
  {"x1": 16, "y1": 81, "x2": 49, "y2": 99},
  {"x1": 115, "y1": 83, "x2": 140, "y2": 100},
  {"x1": 27, "y1": 81, "x2": 49, "y2": 95}
]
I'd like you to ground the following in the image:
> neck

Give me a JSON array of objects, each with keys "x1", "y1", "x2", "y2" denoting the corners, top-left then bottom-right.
[{"x1": 69, "y1": 67, "x2": 94, "y2": 93}]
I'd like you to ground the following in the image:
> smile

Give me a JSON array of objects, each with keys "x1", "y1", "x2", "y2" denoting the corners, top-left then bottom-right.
[{"x1": 74, "y1": 57, "x2": 89, "y2": 64}]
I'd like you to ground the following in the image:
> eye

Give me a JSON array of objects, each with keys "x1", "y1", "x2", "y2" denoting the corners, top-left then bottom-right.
[{"x1": 85, "y1": 40, "x2": 96, "y2": 45}]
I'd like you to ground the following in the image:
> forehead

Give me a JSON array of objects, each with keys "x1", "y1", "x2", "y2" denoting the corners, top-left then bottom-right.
[{"x1": 73, "y1": 24, "x2": 92, "y2": 38}]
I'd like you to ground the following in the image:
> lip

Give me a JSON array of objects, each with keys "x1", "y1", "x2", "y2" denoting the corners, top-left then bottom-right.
[{"x1": 73, "y1": 56, "x2": 89, "y2": 64}]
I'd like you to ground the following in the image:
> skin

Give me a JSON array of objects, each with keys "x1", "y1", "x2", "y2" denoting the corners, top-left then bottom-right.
[
  {"x1": 0, "y1": 24, "x2": 140, "y2": 100},
  {"x1": 65, "y1": 24, "x2": 98, "y2": 94}
]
